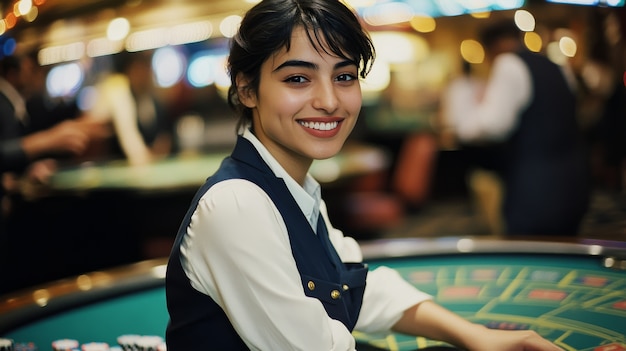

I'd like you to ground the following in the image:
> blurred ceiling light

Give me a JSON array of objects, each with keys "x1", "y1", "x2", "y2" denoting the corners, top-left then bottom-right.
[
  {"x1": 523, "y1": 31, "x2": 542, "y2": 52},
  {"x1": 436, "y1": 0, "x2": 465, "y2": 16},
  {"x1": 16, "y1": 0, "x2": 33, "y2": 16},
  {"x1": 87, "y1": 37, "x2": 124, "y2": 58},
  {"x1": 495, "y1": 0, "x2": 525, "y2": 7},
  {"x1": 126, "y1": 28, "x2": 169, "y2": 52},
  {"x1": 153, "y1": 46, "x2": 185, "y2": 88},
  {"x1": 169, "y1": 21, "x2": 213, "y2": 46},
  {"x1": 188, "y1": 52, "x2": 217, "y2": 88},
  {"x1": 23, "y1": 5, "x2": 38, "y2": 22},
  {"x1": 363, "y1": 2, "x2": 413, "y2": 26},
  {"x1": 5, "y1": 13, "x2": 17, "y2": 29},
  {"x1": 46, "y1": 62, "x2": 84, "y2": 98},
  {"x1": 462, "y1": 0, "x2": 490, "y2": 12},
  {"x1": 188, "y1": 52, "x2": 229, "y2": 88},
  {"x1": 107, "y1": 17, "x2": 131, "y2": 41},
  {"x1": 410, "y1": 15, "x2": 436, "y2": 33},
  {"x1": 514, "y1": 9, "x2": 535, "y2": 32},
  {"x1": 559, "y1": 36, "x2": 577, "y2": 57},
  {"x1": 220, "y1": 15, "x2": 242, "y2": 38},
  {"x1": 0, "y1": 20, "x2": 6, "y2": 35},
  {"x1": 371, "y1": 32, "x2": 430, "y2": 63},
  {"x1": 460, "y1": 39, "x2": 484, "y2": 64},
  {"x1": 39, "y1": 42, "x2": 85, "y2": 66}
]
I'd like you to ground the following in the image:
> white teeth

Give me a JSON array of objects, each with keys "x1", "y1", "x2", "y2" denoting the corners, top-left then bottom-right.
[{"x1": 298, "y1": 121, "x2": 339, "y2": 131}]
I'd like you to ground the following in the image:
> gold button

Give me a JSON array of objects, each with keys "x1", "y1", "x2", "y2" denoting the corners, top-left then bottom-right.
[
  {"x1": 330, "y1": 290, "x2": 341, "y2": 299},
  {"x1": 342, "y1": 284, "x2": 349, "y2": 291},
  {"x1": 307, "y1": 281, "x2": 315, "y2": 291}
]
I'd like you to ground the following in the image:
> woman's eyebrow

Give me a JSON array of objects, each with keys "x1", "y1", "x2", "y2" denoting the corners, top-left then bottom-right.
[{"x1": 273, "y1": 59, "x2": 356, "y2": 72}]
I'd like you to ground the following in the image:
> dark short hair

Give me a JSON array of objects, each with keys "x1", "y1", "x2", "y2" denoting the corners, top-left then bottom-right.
[
  {"x1": 227, "y1": 0, "x2": 375, "y2": 131},
  {"x1": 479, "y1": 19, "x2": 522, "y2": 50}
]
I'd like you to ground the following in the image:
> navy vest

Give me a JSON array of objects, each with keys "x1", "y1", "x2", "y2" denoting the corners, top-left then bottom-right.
[
  {"x1": 165, "y1": 136, "x2": 368, "y2": 350},
  {"x1": 502, "y1": 50, "x2": 589, "y2": 234}
]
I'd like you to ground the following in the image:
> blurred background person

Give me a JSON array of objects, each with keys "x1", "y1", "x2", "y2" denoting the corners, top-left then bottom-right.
[
  {"x1": 0, "y1": 54, "x2": 108, "y2": 294},
  {"x1": 84, "y1": 50, "x2": 173, "y2": 166},
  {"x1": 445, "y1": 19, "x2": 591, "y2": 237},
  {"x1": 441, "y1": 60, "x2": 505, "y2": 236},
  {"x1": 20, "y1": 50, "x2": 82, "y2": 134}
]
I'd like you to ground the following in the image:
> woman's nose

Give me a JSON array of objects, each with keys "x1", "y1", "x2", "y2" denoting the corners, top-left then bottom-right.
[{"x1": 312, "y1": 81, "x2": 339, "y2": 114}]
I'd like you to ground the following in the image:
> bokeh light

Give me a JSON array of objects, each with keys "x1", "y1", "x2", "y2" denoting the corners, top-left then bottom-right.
[
  {"x1": 219, "y1": 15, "x2": 241, "y2": 38},
  {"x1": 524, "y1": 32, "x2": 542, "y2": 52},
  {"x1": 559, "y1": 36, "x2": 577, "y2": 57},
  {"x1": 514, "y1": 9, "x2": 535, "y2": 32},
  {"x1": 107, "y1": 17, "x2": 130, "y2": 42},
  {"x1": 152, "y1": 46, "x2": 185, "y2": 88},
  {"x1": 410, "y1": 15, "x2": 436, "y2": 33},
  {"x1": 46, "y1": 63, "x2": 84, "y2": 97},
  {"x1": 460, "y1": 39, "x2": 484, "y2": 64}
]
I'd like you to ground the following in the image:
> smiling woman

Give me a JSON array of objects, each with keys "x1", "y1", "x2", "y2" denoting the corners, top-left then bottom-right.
[{"x1": 163, "y1": 1, "x2": 566, "y2": 351}]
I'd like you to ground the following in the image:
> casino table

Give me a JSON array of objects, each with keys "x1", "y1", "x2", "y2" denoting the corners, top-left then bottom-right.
[
  {"x1": 1, "y1": 238, "x2": 625, "y2": 350},
  {"x1": 36, "y1": 141, "x2": 389, "y2": 195}
]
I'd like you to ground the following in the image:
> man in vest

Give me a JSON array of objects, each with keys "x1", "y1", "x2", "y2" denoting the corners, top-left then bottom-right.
[{"x1": 447, "y1": 19, "x2": 590, "y2": 236}]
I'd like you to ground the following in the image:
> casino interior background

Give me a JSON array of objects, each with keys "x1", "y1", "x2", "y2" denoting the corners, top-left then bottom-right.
[{"x1": 0, "y1": 0, "x2": 625, "y2": 294}]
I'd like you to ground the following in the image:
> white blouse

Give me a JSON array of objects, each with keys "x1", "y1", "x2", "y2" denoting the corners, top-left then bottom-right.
[
  {"x1": 181, "y1": 130, "x2": 431, "y2": 351},
  {"x1": 448, "y1": 53, "x2": 533, "y2": 143}
]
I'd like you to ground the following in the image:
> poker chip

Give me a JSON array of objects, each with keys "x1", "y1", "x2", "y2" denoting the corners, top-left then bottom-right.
[
  {"x1": 0, "y1": 339, "x2": 14, "y2": 351},
  {"x1": 134, "y1": 336, "x2": 162, "y2": 351},
  {"x1": 52, "y1": 339, "x2": 79, "y2": 351},
  {"x1": 116, "y1": 335, "x2": 141, "y2": 351}
]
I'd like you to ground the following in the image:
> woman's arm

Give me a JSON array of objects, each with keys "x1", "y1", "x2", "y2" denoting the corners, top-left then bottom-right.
[{"x1": 393, "y1": 300, "x2": 563, "y2": 351}]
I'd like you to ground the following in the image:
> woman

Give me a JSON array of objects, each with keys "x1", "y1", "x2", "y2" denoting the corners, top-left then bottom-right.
[{"x1": 165, "y1": 1, "x2": 564, "y2": 350}]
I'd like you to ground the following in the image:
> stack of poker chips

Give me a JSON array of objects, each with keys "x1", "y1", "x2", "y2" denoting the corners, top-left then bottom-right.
[
  {"x1": 134, "y1": 336, "x2": 163, "y2": 351},
  {"x1": 116, "y1": 335, "x2": 140, "y2": 351},
  {"x1": 51, "y1": 339, "x2": 79, "y2": 351},
  {"x1": 0, "y1": 338, "x2": 13, "y2": 351},
  {"x1": 117, "y1": 335, "x2": 164, "y2": 351},
  {"x1": 0, "y1": 339, "x2": 36, "y2": 351}
]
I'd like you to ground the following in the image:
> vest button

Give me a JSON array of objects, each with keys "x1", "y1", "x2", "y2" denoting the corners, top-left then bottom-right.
[
  {"x1": 307, "y1": 281, "x2": 315, "y2": 291},
  {"x1": 342, "y1": 284, "x2": 349, "y2": 291},
  {"x1": 330, "y1": 290, "x2": 341, "y2": 299}
]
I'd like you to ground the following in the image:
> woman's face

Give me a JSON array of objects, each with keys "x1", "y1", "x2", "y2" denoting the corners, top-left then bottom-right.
[{"x1": 241, "y1": 26, "x2": 362, "y2": 178}]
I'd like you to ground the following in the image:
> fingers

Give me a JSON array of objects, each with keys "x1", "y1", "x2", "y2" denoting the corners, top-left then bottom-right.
[
  {"x1": 75, "y1": 118, "x2": 113, "y2": 139},
  {"x1": 49, "y1": 118, "x2": 112, "y2": 155}
]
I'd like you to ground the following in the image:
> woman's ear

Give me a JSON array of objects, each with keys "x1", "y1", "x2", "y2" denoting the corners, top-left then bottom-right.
[{"x1": 236, "y1": 73, "x2": 256, "y2": 108}]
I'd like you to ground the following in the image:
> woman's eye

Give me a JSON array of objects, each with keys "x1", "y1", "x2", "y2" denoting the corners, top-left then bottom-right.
[
  {"x1": 284, "y1": 75, "x2": 308, "y2": 83},
  {"x1": 336, "y1": 73, "x2": 357, "y2": 82}
]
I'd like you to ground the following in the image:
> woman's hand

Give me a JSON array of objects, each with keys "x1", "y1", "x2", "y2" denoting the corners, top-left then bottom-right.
[
  {"x1": 464, "y1": 326, "x2": 564, "y2": 351},
  {"x1": 393, "y1": 301, "x2": 563, "y2": 351}
]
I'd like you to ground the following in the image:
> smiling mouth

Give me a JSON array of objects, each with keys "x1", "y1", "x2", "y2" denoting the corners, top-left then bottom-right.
[{"x1": 297, "y1": 120, "x2": 339, "y2": 131}]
